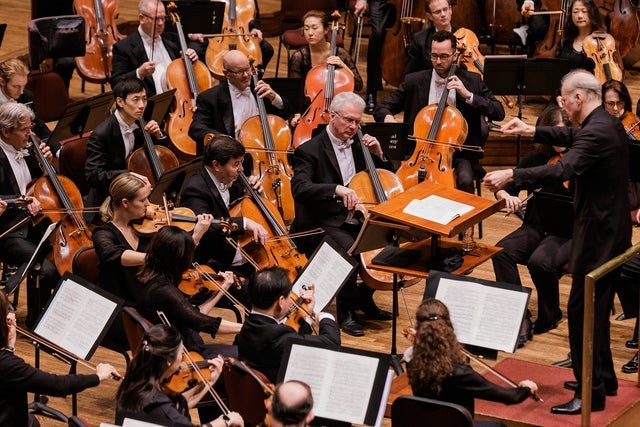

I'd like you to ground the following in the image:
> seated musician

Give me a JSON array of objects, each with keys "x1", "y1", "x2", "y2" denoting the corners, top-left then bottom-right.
[
  {"x1": 180, "y1": 135, "x2": 268, "y2": 283},
  {"x1": 136, "y1": 226, "x2": 241, "y2": 359},
  {"x1": 405, "y1": 298, "x2": 538, "y2": 425},
  {"x1": 291, "y1": 91, "x2": 393, "y2": 337},
  {"x1": 267, "y1": 380, "x2": 315, "y2": 427},
  {"x1": 236, "y1": 266, "x2": 340, "y2": 384},
  {"x1": 491, "y1": 107, "x2": 572, "y2": 342},
  {"x1": 516, "y1": 0, "x2": 551, "y2": 52},
  {"x1": 115, "y1": 324, "x2": 244, "y2": 427},
  {"x1": 555, "y1": 0, "x2": 602, "y2": 74},
  {"x1": 0, "y1": 58, "x2": 59, "y2": 153},
  {"x1": 0, "y1": 102, "x2": 59, "y2": 328},
  {"x1": 0, "y1": 292, "x2": 121, "y2": 427},
  {"x1": 188, "y1": 50, "x2": 290, "y2": 154},
  {"x1": 404, "y1": 0, "x2": 454, "y2": 76},
  {"x1": 85, "y1": 77, "x2": 166, "y2": 222},
  {"x1": 111, "y1": 0, "x2": 200, "y2": 97},
  {"x1": 374, "y1": 30, "x2": 505, "y2": 194}
]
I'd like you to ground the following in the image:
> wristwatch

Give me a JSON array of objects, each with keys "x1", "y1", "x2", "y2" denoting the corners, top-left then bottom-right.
[{"x1": 222, "y1": 414, "x2": 232, "y2": 427}]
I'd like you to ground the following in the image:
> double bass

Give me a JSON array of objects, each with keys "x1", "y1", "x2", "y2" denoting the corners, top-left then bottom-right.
[
  {"x1": 165, "y1": 2, "x2": 213, "y2": 160},
  {"x1": 533, "y1": 0, "x2": 569, "y2": 58},
  {"x1": 292, "y1": 11, "x2": 354, "y2": 148},
  {"x1": 239, "y1": 61, "x2": 295, "y2": 225},
  {"x1": 74, "y1": 0, "x2": 124, "y2": 83},
  {"x1": 126, "y1": 118, "x2": 179, "y2": 185}
]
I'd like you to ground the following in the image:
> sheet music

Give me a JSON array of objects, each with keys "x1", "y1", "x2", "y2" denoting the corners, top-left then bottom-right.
[
  {"x1": 435, "y1": 278, "x2": 528, "y2": 352},
  {"x1": 292, "y1": 241, "x2": 354, "y2": 313},
  {"x1": 122, "y1": 420, "x2": 165, "y2": 427},
  {"x1": 283, "y1": 344, "x2": 380, "y2": 425},
  {"x1": 402, "y1": 195, "x2": 474, "y2": 224},
  {"x1": 34, "y1": 277, "x2": 119, "y2": 359}
]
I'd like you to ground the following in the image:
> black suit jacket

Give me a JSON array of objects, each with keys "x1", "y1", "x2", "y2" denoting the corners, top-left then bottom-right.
[
  {"x1": 111, "y1": 30, "x2": 181, "y2": 96},
  {"x1": 514, "y1": 106, "x2": 631, "y2": 275},
  {"x1": 188, "y1": 80, "x2": 291, "y2": 154},
  {"x1": 236, "y1": 312, "x2": 341, "y2": 384},
  {"x1": 179, "y1": 166, "x2": 246, "y2": 267},
  {"x1": 373, "y1": 68, "x2": 505, "y2": 159}
]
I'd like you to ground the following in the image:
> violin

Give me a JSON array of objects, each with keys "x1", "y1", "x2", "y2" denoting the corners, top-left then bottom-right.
[
  {"x1": 165, "y1": 2, "x2": 213, "y2": 161},
  {"x1": 126, "y1": 118, "x2": 179, "y2": 185},
  {"x1": 73, "y1": 0, "x2": 124, "y2": 84},
  {"x1": 292, "y1": 11, "x2": 355, "y2": 148},
  {"x1": 164, "y1": 350, "x2": 213, "y2": 394},
  {"x1": 583, "y1": 31, "x2": 623, "y2": 83},
  {"x1": 179, "y1": 263, "x2": 249, "y2": 316},
  {"x1": 283, "y1": 290, "x2": 316, "y2": 333},
  {"x1": 239, "y1": 59, "x2": 295, "y2": 225},
  {"x1": 132, "y1": 202, "x2": 238, "y2": 236},
  {"x1": 621, "y1": 111, "x2": 640, "y2": 140},
  {"x1": 205, "y1": 0, "x2": 262, "y2": 80},
  {"x1": 546, "y1": 150, "x2": 570, "y2": 190},
  {"x1": 396, "y1": 64, "x2": 468, "y2": 190}
]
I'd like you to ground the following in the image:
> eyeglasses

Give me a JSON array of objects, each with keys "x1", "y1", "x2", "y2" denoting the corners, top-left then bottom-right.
[
  {"x1": 430, "y1": 53, "x2": 455, "y2": 62},
  {"x1": 604, "y1": 100, "x2": 624, "y2": 108},
  {"x1": 13, "y1": 124, "x2": 34, "y2": 135},
  {"x1": 224, "y1": 67, "x2": 252, "y2": 76},
  {"x1": 333, "y1": 111, "x2": 362, "y2": 126},
  {"x1": 141, "y1": 13, "x2": 166, "y2": 23},
  {"x1": 429, "y1": 6, "x2": 451, "y2": 15}
]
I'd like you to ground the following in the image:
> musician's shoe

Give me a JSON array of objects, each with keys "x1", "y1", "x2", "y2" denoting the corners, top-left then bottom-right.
[
  {"x1": 359, "y1": 298, "x2": 394, "y2": 320},
  {"x1": 364, "y1": 94, "x2": 376, "y2": 115},
  {"x1": 517, "y1": 318, "x2": 533, "y2": 348},
  {"x1": 513, "y1": 25, "x2": 529, "y2": 46},
  {"x1": 551, "y1": 397, "x2": 605, "y2": 415},
  {"x1": 340, "y1": 312, "x2": 365, "y2": 337},
  {"x1": 564, "y1": 381, "x2": 618, "y2": 396},
  {"x1": 533, "y1": 312, "x2": 562, "y2": 335},
  {"x1": 553, "y1": 352, "x2": 573, "y2": 368},
  {"x1": 622, "y1": 354, "x2": 639, "y2": 374},
  {"x1": 625, "y1": 338, "x2": 638, "y2": 349}
]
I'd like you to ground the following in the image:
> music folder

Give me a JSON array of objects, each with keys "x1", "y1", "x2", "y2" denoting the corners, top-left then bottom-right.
[
  {"x1": 145, "y1": 89, "x2": 176, "y2": 125},
  {"x1": 162, "y1": 1, "x2": 226, "y2": 34},
  {"x1": 361, "y1": 122, "x2": 412, "y2": 161},
  {"x1": 150, "y1": 157, "x2": 203, "y2": 205}
]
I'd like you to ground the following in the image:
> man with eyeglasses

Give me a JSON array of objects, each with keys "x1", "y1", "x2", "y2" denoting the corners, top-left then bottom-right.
[
  {"x1": 0, "y1": 102, "x2": 59, "y2": 328},
  {"x1": 111, "y1": 0, "x2": 200, "y2": 96},
  {"x1": 291, "y1": 92, "x2": 393, "y2": 337},
  {"x1": 189, "y1": 50, "x2": 290, "y2": 155},
  {"x1": 374, "y1": 30, "x2": 504, "y2": 194},
  {"x1": 485, "y1": 70, "x2": 631, "y2": 415}
]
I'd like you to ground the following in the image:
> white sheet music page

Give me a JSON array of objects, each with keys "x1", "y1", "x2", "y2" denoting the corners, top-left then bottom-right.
[
  {"x1": 292, "y1": 241, "x2": 354, "y2": 313},
  {"x1": 34, "y1": 277, "x2": 118, "y2": 359},
  {"x1": 402, "y1": 194, "x2": 474, "y2": 224},
  {"x1": 283, "y1": 344, "x2": 379, "y2": 425},
  {"x1": 435, "y1": 278, "x2": 528, "y2": 352}
]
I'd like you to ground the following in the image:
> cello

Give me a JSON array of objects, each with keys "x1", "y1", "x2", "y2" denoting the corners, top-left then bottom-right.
[
  {"x1": 396, "y1": 64, "x2": 468, "y2": 190},
  {"x1": 165, "y1": 2, "x2": 213, "y2": 161},
  {"x1": 74, "y1": 0, "x2": 124, "y2": 84},
  {"x1": 582, "y1": 30, "x2": 623, "y2": 83},
  {"x1": 28, "y1": 135, "x2": 93, "y2": 276},
  {"x1": 126, "y1": 118, "x2": 179, "y2": 185},
  {"x1": 292, "y1": 11, "x2": 355, "y2": 148},
  {"x1": 205, "y1": 0, "x2": 262, "y2": 80},
  {"x1": 239, "y1": 60, "x2": 295, "y2": 225},
  {"x1": 533, "y1": 0, "x2": 569, "y2": 58}
]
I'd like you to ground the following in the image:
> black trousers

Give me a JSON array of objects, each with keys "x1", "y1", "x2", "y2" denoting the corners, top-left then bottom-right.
[{"x1": 365, "y1": 0, "x2": 392, "y2": 97}]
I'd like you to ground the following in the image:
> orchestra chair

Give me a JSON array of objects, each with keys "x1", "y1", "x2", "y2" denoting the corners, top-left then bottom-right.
[
  {"x1": 275, "y1": 0, "x2": 344, "y2": 77},
  {"x1": 59, "y1": 134, "x2": 91, "y2": 196},
  {"x1": 391, "y1": 395, "x2": 473, "y2": 427},
  {"x1": 72, "y1": 247, "x2": 131, "y2": 366},
  {"x1": 222, "y1": 359, "x2": 273, "y2": 425},
  {"x1": 26, "y1": 71, "x2": 70, "y2": 122},
  {"x1": 121, "y1": 306, "x2": 153, "y2": 353},
  {"x1": 68, "y1": 416, "x2": 92, "y2": 427}
]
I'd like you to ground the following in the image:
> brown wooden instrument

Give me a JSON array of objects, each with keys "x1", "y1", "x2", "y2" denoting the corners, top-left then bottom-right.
[
  {"x1": 533, "y1": 0, "x2": 568, "y2": 58},
  {"x1": 292, "y1": 11, "x2": 355, "y2": 148},
  {"x1": 454, "y1": 28, "x2": 485, "y2": 76},
  {"x1": 621, "y1": 111, "x2": 640, "y2": 140},
  {"x1": 396, "y1": 64, "x2": 468, "y2": 190},
  {"x1": 28, "y1": 135, "x2": 93, "y2": 276},
  {"x1": 73, "y1": 0, "x2": 124, "y2": 84},
  {"x1": 132, "y1": 203, "x2": 237, "y2": 236},
  {"x1": 180, "y1": 263, "x2": 249, "y2": 315},
  {"x1": 283, "y1": 290, "x2": 316, "y2": 333},
  {"x1": 165, "y1": 2, "x2": 213, "y2": 161},
  {"x1": 0, "y1": 195, "x2": 33, "y2": 207},
  {"x1": 239, "y1": 61, "x2": 295, "y2": 225},
  {"x1": 164, "y1": 351, "x2": 211, "y2": 394},
  {"x1": 599, "y1": 0, "x2": 640, "y2": 58},
  {"x1": 205, "y1": 0, "x2": 262, "y2": 80},
  {"x1": 126, "y1": 118, "x2": 179, "y2": 185},
  {"x1": 228, "y1": 173, "x2": 308, "y2": 282},
  {"x1": 380, "y1": 0, "x2": 426, "y2": 88},
  {"x1": 582, "y1": 30, "x2": 623, "y2": 83}
]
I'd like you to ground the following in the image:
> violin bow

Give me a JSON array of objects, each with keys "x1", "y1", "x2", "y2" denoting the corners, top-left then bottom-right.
[
  {"x1": 149, "y1": 0, "x2": 160, "y2": 61},
  {"x1": 162, "y1": 193, "x2": 172, "y2": 226},
  {"x1": 192, "y1": 262, "x2": 250, "y2": 316}
]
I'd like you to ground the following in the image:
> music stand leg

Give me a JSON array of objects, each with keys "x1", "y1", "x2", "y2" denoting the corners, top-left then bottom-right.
[{"x1": 29, "y1": 343, "x2": 69, "y2": 423}]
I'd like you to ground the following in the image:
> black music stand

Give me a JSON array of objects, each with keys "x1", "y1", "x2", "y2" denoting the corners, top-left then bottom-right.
[
  {"x1": 27, "y1": 15, "x2": 86, "y2": 69},
  {"x1": 0, "y1": 23, "x2": 6, "y2": 49},
  {"x1": 162, "y1": 1, "x2": 226, "y2": 34},
  {"x1": 629, "y1": 141, "x2": 640, "y2": 182},
  {"x1": 145, "y1": 89, "x2": 177, "y2": 124},
  {"x1": 150, "y1": 157, "x2": 203, "y2": 205},
  {"x1": 361, "y1": 122, "x2": 412, "y2": 161},
  {"x1": 264, "y1": 78, "x2": 304, "y2": 115},
  {"x1": 49, "y1": 92, "x2": 113, "y2": 142}
]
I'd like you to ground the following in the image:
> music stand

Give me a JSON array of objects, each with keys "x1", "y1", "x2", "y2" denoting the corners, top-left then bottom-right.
[
  {"x1": 162, "y1": 1, "x2": 226, "y2": 34},
  {"x1": 0, "y1": 23, "x2": 6, "y2": 49},
  {"x1": 145, "y1": 89, "x2": 177, "y2": 124},
  {"x1": 49, "y1": 92, "x2": 113, "y2": 142},
  {"x1": 150, "y1": 157, "x2": 203, "y2": 205},
  {"x1": 629, "y1": 141, "x2": 640, "y2": 182},
  {"x1": 361, "y1": 122, "x2": 412, "y2": 161},
  {"x1": 263, "y1": 77, "x2": 304, "y2": 115}
]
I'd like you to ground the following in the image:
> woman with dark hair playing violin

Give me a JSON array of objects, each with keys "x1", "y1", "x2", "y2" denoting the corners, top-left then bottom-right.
[
  {"x1": 0, "y1": 292, "x2": 121, "y2": 427},
  {"x1": 405, "y1": 298, "x2": 537, "y2": 426},
  {"x1": 116, "y1": 323, "x2": 243, "y2": 426}
]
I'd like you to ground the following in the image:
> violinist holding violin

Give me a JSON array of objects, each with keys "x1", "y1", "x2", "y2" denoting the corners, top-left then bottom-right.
[
  {"x1": 0, "y1": 102, "x2": 59, "y2": 328},
  {"x1": 236, "y1": 266, "x2": 340, "y2": 384},
  {"x1": 116, "y1": 324, "x2": 243, "y2": 427}
]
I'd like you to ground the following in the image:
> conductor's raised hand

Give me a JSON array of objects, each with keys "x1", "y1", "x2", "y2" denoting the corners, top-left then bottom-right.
[
  {"x1": 483, "y1": 169, "x2": 514, "y2": 192},
  {"x1": 500, "y1": 118, "x2": 535, "y2": 137}
]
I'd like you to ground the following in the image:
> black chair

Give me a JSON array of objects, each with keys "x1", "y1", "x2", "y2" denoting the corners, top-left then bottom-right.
[{"x1": 391, "y1": 395, "x2": 474, "y2": 427}]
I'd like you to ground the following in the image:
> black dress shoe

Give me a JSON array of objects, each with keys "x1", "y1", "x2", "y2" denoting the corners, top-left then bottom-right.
[
  {"x1": 553, "y1": 353, "x2": 572, "y2": 368},
  {"x1": 533, "y1": 313, "x2": 562, "y2": 335},
  {"x1": 362, "y1": 307, "x2": 394, "y2": 320},
  {"x1": 625, "y1": 339, "x2": 638, "y2": 349},
  {"x1": 622, "y1": 354, "x2": 639, "y2": 373},
  {"x1": 340, "y1": 312, "x2": 364, "y2": 337},
  {"x1": 564, "y1": 380, "x2": 617, "y2": 396},
  {"x1": 550, "y1": 397, "x2": 605, "y2": 415},
  {"x1": 364, "y1": 94, "x2": 376, "y2": 115}
]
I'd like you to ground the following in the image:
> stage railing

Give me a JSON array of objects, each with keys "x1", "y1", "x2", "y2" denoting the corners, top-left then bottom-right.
[{"x1": 582, "y1": 241, "x2": 640, "y2": 425}]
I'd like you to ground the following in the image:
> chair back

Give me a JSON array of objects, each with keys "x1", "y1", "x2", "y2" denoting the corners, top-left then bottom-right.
[
  {"x1": 223, "y1": 359, "x2": 273, "y2": 425},
  {"x1": 59, "y1": 134, "x2": 90, "y2": 195},
  {"x1": 121, "y1": 306, "x2": 153, "y2": 353},
  {"x1": 72, "y1": 246, "x2": 99, "y2": 283},
  {"x1": 68, "y1": 416, "x2": 91, "y2": 427},
  {"x1": 26, "y1": 71, "x2": 69, "y2": 122},
  {"x1": 391, "y1": 395, "x2": 474, "y2": 427}
]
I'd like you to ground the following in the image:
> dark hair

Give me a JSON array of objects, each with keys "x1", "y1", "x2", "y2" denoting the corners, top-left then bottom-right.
[
  {"x1": 302, "y1": 10, "x2": 329, "y2": 29},
  {"x1": 431, "y1": 30, "x2": 457, "y2": 52},
  {"x1": 203, "y1": 134, "x2": 246, "y2": 166},
  {"x1": 138, "y1": 226, "x2": 195, "y2": 285},
  {"x1": 602, "y1": 79, "x2": 633, "y2": 113},
  {"x1": 248, "y1": 266, "x2": 292, "y2": 310},
  {"x1": 271, "y1": 380, "x2": 314, "y2": 425},
  {"x1": 562, "y1": 0, "x2": 604, "y2": 46},
  {"x1": 116, "y1": 324, "x2": 183, "y2": 413},
  {"x1": 533, "y1": 106, "x2": 570, "y2": 155},
  {"x1": 426, "y1": 0, "x2": 451, "y2": 13},
  {"x1": 113, "y1": 77, "x2": 147, "y2": 108},
  {"x1": 0, "y1": 292, "x2": 10, "y2": 348}
]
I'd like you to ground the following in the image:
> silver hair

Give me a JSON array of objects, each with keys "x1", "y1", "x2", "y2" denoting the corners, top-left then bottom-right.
[
  {"x1": 138, "y1": 0, "x2": 162, "y2": 14},
  {"x1": 0, "y1": 102, "x2": 34, "y2": 130},
  {"x1": 330, "y1": 92, "x2": 366, "y2": 113},
  {"x1": 561, "y1": 69, "x2": 602, "y2": 101}
]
